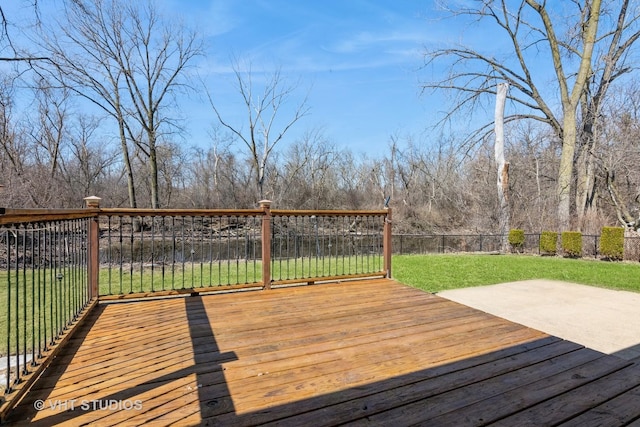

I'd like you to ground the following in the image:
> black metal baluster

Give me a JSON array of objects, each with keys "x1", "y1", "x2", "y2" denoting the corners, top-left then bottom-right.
[
  {"x1": 5, "y1": 228, "x2": 12, "y2": 394},
  {"x1": 190, "y1": 216, "x2": 195, "y2": 289},
  {"x1": 22, "y1": 225, "x2": 28, "y2": 376},
  {"x1": 200, "y1": 216, "x2": 205, "y2": 288},
  {"x1": 118, "y1": 216, "x2": 124, "y2": 295},
  {"x1": 171, "y1": 216, "x2": 176, "y2": 290},
  {"x1": 43, "y1": 226, "x2": 50, "y2": 352},
  {"x1": 217, "y1": 217, "x2": 222, "y2": 286},
  {"x1": 161, "y1": 216, "x2": 167, "y2": 291},
  {"x1": 275, "y1": 216, "x2": 282, "y2": 282},
  {"x1": 129, "y1": 217, "x2": 134, "y2": 294},
  {"x1": 48, "y1": 225, "x2": 54, "y2": 347},
  {"x1": 57, "y1": 222, "x2": 64, "y2": 339},
  {"x1": 37, "y1": 225, "x2": 43, "y2": 360},
  {"x1": 30, "y1": 224, "x2": 36, "y2": 368},
  {"x1": 78, "y1": 218, "x2": 84, "y2": 312},
  {"x1": 225, "y1": 216, "x2": 230, "y2": 285},
  {"x1": 181, "y1": 216, "x2": 186, "y2": 289},
  {"x1": 69, "y1": 221, "x2": 76, "y2": 320},
  {"x1": 321, "y1": 216, "x2": 326, "y2": 277},
  {"x1": 234, "y1": 216, "x2": 240, "y2": 285},
  {"x1": 14, "y1": 226, "x2": 21, "y2": 385},
  {"x1": 207, "y1": 216, "x2": 213, "y2": 286},
  {"x1": 151, "y1": 216, "x2": 155, "y2": 292},
  {"x1": 62, "y1": 222, "x2": 68, "y2": 330},
  {"x1": 364, "y1": 216, "x2": 370, "y2": 273},
  {"x1": 73, "y1": 219, "x2": 80, "y2": 317},
  {"x1": 140, "y1": 216, "x2": 144, "y2": 293},
  {"x1": 343, "y1": 216, "x2": 347, "y2": 274},
  {"x1": 307, "y1": 216, "x2": 312, "y2": 278},
  {"x1": 298, "y1": 215, "x2": 302, "y2": 278},
  {"x1": 107, "y1": 216, "x2": 113, "y2": 296}
]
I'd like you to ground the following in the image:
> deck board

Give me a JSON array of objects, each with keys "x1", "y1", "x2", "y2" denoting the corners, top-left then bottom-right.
[{"x1": 6, "y1": 278, "x2": 640, "y2": 426}]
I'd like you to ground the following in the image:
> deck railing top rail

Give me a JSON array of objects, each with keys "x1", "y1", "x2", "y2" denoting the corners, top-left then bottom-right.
[
  {"x1": 0, "y1": 208, "x2": 98, "y2": 225},
  {"x1": 271, "y1": 209, "x2": 390, "y2": 216},
  {"x1": 98, "y1": 207, "x2": 264, "y2": 217},
  {"x1": 94, "y1": 207, "x2": 389, "y2": 217}
]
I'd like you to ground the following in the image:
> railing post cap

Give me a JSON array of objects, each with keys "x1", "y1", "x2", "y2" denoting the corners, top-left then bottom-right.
[
  {"x1": 84, "y1": 196, "x2": 102, "y2": 208},
  {"x1": 259, "y1": 200, "x2": 272, "y2": 209}
]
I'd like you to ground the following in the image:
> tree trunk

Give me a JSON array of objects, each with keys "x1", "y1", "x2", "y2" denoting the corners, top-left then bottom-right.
[
  {"x1": 118, "y1": 118, "x2": 137, "y2": 208},
  {"x1": 149, "y1": 141, "x2": 160, "y2": 209},
  {"x1": 495, "y1": 83, "x2": 510, "y2": 252},
  {"x1": 575, "y1": 136, "x2": 596, "y2": 231},
  {"x1": 557, "y1": 108, "x2": 577, "y2": 231}
]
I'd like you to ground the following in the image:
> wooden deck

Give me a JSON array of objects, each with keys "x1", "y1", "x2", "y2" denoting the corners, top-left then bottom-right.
[{"x1": 6, "y1": 278, "x2": 640, "y2": 426}]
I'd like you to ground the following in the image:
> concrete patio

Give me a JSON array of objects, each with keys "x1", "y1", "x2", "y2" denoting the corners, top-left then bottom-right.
[{"x1": 438, "y1": 279, "x2": 640, "y2": 362}]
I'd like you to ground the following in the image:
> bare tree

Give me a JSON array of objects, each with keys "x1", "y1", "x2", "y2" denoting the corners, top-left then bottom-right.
[
  {"x1": 423, "y1": 0, "x2": 640, "y2": 231},
  {"x1": 207, "y1": 60, "x2": 310, "y2": 202},
  {"x1": 38, "y1": 0, "x2": 201, "y2": 208},
  {"x1": 182, "y1": 127, "x2": 240, "y2": 208},
  {"x1": 0, "y1": 2, "x2": 48, "y2": 63},
  {"x1": 39, "y1": 0, "x2": 137, "y2": 207},
  {"x1": 115, "y1": 1, "x2": 202, "y2": 208},
  {"x1": 0, "y1": 79, "x2": 30, "y2": 205},
  {"x1": 574, "y1": 0, "x2": 640, "y2": 229},
  {"x1": 495, "y1": 82, "x2": 510, "y2": 250},
  {"x1": 506, "y1": 122, "x2": 560, "y2": 232},
  {"x1": 31, "y1": 80, "x2": 68, "y2": 181},
  {"x1": 61, "y1": 114, "x2": 117, "y2": 203},
  {"x1": 273, "y1": 129, "x2": 340, "y2": 209},
  {"x1": 599, "y1": 84, "x2": 640, "y2": 230}
]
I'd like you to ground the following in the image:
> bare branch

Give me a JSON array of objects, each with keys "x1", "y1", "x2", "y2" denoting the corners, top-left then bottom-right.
[{"x1": 206, "y1": 60, "x2": 309, "y2": 201}]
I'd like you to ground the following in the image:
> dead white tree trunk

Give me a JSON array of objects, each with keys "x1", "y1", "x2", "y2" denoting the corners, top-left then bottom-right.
[{"x1": 495, "y1": 82, "x2": 510, "y2": 252}]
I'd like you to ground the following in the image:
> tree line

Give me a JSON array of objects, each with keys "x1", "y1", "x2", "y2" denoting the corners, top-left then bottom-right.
[{"x1": 1, "y1": 0, "x2": 640, "y2": 236}]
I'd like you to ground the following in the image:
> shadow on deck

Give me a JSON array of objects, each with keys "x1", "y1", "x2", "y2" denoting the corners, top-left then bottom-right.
[{"x1": 6, "y1": 279, "x2": 640, "y2": 426}]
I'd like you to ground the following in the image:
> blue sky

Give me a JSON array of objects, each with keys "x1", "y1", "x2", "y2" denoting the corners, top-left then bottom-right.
[
  {"x1": 160, "y1": 0, "x2": 451, "y2": 155},
  {"x1": 3, "y1": 0, "x2": 486, "y2": 155}
]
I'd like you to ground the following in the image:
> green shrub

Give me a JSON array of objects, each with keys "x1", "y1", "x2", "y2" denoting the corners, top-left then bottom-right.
[
  {"x1": 561, "y1": 231, "x2": 582, "y2": 258},
  {"x1": 539, "y1": 231, "x2": 558, "y2": 255},
  {"x1": 599, "y1": 226, "x2": 624, "y2": 261},
  {"x1": 508, "y1": 229, "x2": 525, "y2": 253}
]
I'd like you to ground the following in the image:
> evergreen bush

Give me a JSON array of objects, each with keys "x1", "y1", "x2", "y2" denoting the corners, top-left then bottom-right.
[
  {"x1": 561, "y1": 231, "x2": 582, "y2": 258},
  {"x1": 599, "y1": 226, "x2": 624, "y2": 261},
  {"x1": 508, "y1": 229, "x2": 525, "y2": 253},
  {"x1": 539, "y1": 231, "x2": 557, "y2": 255}
]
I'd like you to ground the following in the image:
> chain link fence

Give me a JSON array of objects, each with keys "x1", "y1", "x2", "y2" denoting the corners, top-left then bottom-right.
[
  {"x1": 625, "y1": 236, "x2": 640, "y2": 262},
  {"x1": 393, "y1": 233, "x2": 639, "y2": 261}
]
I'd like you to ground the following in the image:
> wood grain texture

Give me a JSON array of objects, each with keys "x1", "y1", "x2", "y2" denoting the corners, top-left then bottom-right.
[{"x1": 6, "y1": 279, "x2": 640, "y2": 426}]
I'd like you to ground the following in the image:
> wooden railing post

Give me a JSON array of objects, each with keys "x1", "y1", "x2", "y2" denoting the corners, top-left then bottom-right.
[
  {"x1": 84, "y1": 196, "x2": 101, "y2": 299},
  {"x1": 383, "y1": 207, "x2": 392, "y2": 278},
  {"x1": 260, "y1": 200, "x2": 272, "y2": 290}
]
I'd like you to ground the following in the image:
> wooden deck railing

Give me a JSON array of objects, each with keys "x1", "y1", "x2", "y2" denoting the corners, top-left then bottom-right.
[
  {"x1": 92, "y1": 199, "x2": 391, "y2": 298},
  {"x1": 0, "y1": 198, "x2": 392, "y2": 417},
  {"x1": 0, "y1": 208, "x2": 98, "y2": 418}
]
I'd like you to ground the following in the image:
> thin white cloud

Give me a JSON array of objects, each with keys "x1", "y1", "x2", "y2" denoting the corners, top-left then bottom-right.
[
  {"x1": 326, "y1": 30, "x2": 428, "y2": 55},
  {"x1": 192, "y1": 0, "x2": 439, "y2": 77},
  {"x1": 160, "y1": 0, "x2": 239, "y2": 38},
  {"x1": 203, "y1": 1, "x2": 239, "y2": 37}
]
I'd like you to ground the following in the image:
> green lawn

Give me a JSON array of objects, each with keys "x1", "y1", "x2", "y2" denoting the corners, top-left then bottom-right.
[
  {"x1": 393, "y1": 253, "x2": 640, "y2": 293},
  {"x1": 98, "y1": 254, "x2": 383, "y2": 295}
]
